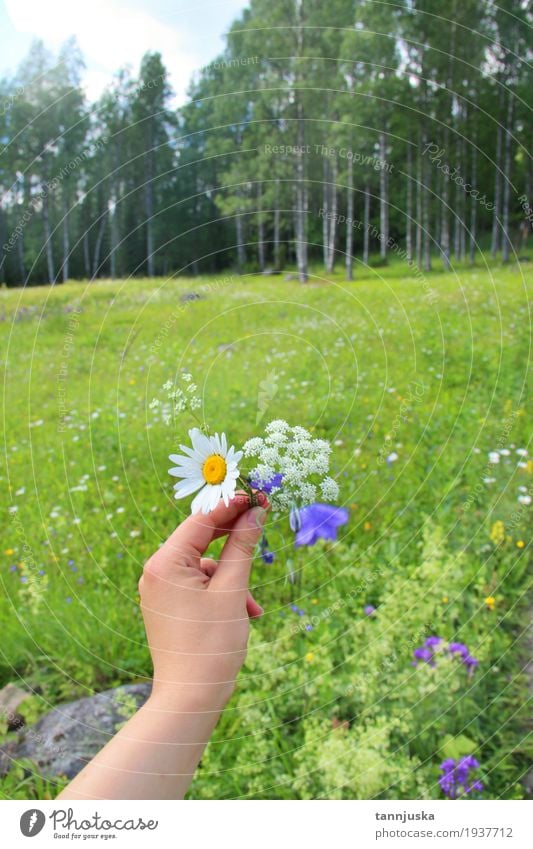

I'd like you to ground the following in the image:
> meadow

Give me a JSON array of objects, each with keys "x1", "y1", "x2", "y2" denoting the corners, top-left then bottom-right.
[{"x1": 0, "y1": 259, "x2": 531, "y2": 799}]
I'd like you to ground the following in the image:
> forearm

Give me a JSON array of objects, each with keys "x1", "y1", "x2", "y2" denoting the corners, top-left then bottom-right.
[{"x1": 57, "y1": 688, "x2": 230, "y2": 800}]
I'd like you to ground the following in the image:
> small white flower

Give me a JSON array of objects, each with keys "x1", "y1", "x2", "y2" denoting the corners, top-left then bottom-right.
[
  {"x1": 169, "y1": 428, "x2": 242, "y2": 515},
  {"x1": 387, "y1": 452, "x2": 399, "y2": 463},
  {"x1": 488, "y1": 452, "x2": 500, "y2": 464},
  {"x1": 518, "y1": 494, "x2": 531, "y2": 506},
  {"x1": 516, "y1": 448, "x2": 528, "y2": 457}
]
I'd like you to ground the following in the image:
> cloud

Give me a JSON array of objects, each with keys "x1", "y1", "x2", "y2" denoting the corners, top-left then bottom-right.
[{"x1": 4, "y1": 0, "x2": 202, "y2": 103}]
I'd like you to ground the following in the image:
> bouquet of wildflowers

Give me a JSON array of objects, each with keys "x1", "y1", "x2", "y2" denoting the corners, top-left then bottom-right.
[{"x1": 151, "y1": 374, "x2": 347, "y2": 562}]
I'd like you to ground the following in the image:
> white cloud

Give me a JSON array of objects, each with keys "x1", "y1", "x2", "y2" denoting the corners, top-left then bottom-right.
[{"x1": 4, "y1": 0, "x2": 203, "y2": 103}]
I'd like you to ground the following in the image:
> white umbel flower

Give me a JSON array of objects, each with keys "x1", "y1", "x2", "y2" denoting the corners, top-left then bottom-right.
[{"x1": 169, "y1": 428, "x2": 242, "y2": 515}]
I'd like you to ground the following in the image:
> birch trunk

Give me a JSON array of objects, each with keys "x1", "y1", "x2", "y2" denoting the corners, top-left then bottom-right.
[
  {"x1": 235, "y1": 209, "x2": 245, "y2": 272},
  {"x1": 469, "y1": 136, "x2": 477, "y2": 265},
  {"x1": 422, "y1": 133, "x2": 431, "y2": 272},
  {"x1": 42, "y1": 184, "x2": 55, "y2": 284},
  {"x1": 294, "y1": 0, "x2": 307, "y2": 282},
  {"x1": 92, "y1": 210, "x2": 107, "y2": 279},
  {"x1": 416, "y1": 139, "x2": 422, "y2": 268},
  {"x1": 257, "y1": 183, "x2": 265, "y2": 272},
  {"x1": 406, "y1": 143, "x2": 413, "y2": 263},
  {"x1": 144, "y1": 121, "x2": 155, "y2": 277},
  {"x1": 440, "y1": 128, "x2": 451, "y2": 270},
  {"x1": 379, "y1": 131, "x2": 388, "y2": 260},
  {"x1": 491, "y1": 91, "x2": 504, "y2": 257},
  {"x1": 501, "y1": 90, "x2": 514, "y2": 263},
  {"x1": 274, "y1": 178, "x2": 280, "y2": 271},
  {"x1": 363, "y1": 183, "x2": 370, "y2": 266},
  {"x1": 345, "y1": 153, "x2": 354, "y2": 280},
  {"x1": 62, "y1": 189, "x2": 69, "y2": 282}
]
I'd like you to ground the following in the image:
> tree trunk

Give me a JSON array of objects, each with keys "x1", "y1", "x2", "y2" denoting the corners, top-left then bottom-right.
[
  {"x1": 110, "y1": 200, "x2": 119, "y2": 279},
  {"x1": 257, "y1": 183, "x2": 265, "y2": 272},
  {"x1": 294, "y1": 0, "x2": 307, "y2": 283},
  {"x1": 83, "y1": 227, "x2": 91, "y2": 279},
  {"x1": 363, "y1": 183, "x2": 370, "y2": 266},
  {"x1": 274, "y1": 178, "x2": 280, "y2": 271},
  {"x1": 322, "y1": 157, "x2": 329, "y2": 268},
  {"x1": 62, "y1": 188, "x2": 70, "y2": 282},
  {"x1": 295, "y1": 100, "x2": 308, "y2": 282},
  {"x1": 322, "y1": 157, "x2": 337, "y2": 274},
  {"x1": 235, "y1": 208, "x2": 246, "y2": 272},
  {"x1": 422, "y1": 132, "x2": 431, "y2": 272},
  {"x1": 144, "y1": 122, "x2": 155, "y2": 277},
  {"x1": 440, "y1": 128, "x2": 451, "y2": 270},
  {"x1": 345, "y1": 153, "x2": 354, "y2": 280},
  {"x1": 491, "y1": 91, "x2": 504, "y2": 258},
  {"x1": 469, "y1": 135, "x2": 477, "y2": 265},
  {"x1": 92, "y1": 210, "x2": 108, "y2": 279},
  {"x1": 416, "y1": 136, "x2": 422, "y2": 268},
  {"x1": 406, "y1": 143, "x2": 413, "y2": 263},
  {"x1": 379, "y1": 131, "x2": 388, "y2": 260},
  {"x1": 501, "y1": 90, "x2": 514, "y2": 263},
  {"x1": 42, "y1": 189, "x2": 55, "y2": 284}
]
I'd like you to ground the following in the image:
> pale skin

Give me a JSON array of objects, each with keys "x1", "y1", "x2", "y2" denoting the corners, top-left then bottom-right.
[{"x1": 58, "y1": 492, "x2": 268, "y2": 800}]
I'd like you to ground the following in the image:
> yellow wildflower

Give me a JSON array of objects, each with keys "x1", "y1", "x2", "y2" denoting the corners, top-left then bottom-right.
[
  {"x1": 516, "y1": 540, "x2": 525, "y2": 549},
  {"x1": 364, "y1": 521, "x2": 372, "y2": 531},
  {"x1": 484, "y1": 596, "x2": 496, "y2": 611},
  {"x1": 4, "y1": 549, "x2": 14, "y2": 556},
  {"x1": 305, "y1": 652, "x2": 314, "y2": 663},
  {"x1": 489, "y1": 521, "x2": 505, "y2": 545}
]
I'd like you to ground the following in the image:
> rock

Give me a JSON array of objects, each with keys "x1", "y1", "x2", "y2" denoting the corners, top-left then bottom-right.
[
  {"x1": 0, "y1": 682, "x2": 151, "y2": 780},
  {"x1": 180, "y1": 291, "x2": 203, "y2": 302},
  {"x1": 0, "y1": 683, "x2": 30, "y2": 717}
]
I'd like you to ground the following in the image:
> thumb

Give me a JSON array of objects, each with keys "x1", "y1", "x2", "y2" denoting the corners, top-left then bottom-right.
[{"x1": 210, "y1": 505, "x2": 268, "y2": 591}]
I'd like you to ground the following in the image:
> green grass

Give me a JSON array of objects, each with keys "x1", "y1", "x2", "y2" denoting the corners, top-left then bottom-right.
[{"x1": 0, "y1": 259, "x2": 531, "y2": 799}]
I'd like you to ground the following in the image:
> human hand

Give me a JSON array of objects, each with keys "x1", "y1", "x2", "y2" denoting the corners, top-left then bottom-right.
[{"x1": 139, "y1": 492, "x2": 269, "y2": 710}]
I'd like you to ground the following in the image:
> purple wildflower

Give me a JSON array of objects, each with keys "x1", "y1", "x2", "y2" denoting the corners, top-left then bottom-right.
[
  {"x1": 294, "y1": 503, "x2": 349, "y2": 547},
  {"x1": 425, "y1": 635, "x2": 442, "y2": 648},
  {"x1": 449, "y1": 642, "x2": 469, "y2": 658},
  {"x1": 364, "y1": 605, "x2": 376, "y2": 616},
  {"x1": 261, "y1": 551, "x2": 275, "y2": 564},
  {"x1": 439, "y1": 755, "x2": 483, "y2": 799},
  {"x1": 250, "y1": 473, "x2": 283, "y2": 494},
  {"x1": 413, "y1": 646, "x2": 434, "y2": 664}
]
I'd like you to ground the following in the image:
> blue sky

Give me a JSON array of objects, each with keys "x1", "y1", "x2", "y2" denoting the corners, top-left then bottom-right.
[{"x1": 0, "y1": 0, "x2": 249, "y2": 104}]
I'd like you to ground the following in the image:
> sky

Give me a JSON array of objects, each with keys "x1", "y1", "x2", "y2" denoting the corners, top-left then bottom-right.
[{"x1": 0, "y1": 0, "x2": 249, "y2": 105}]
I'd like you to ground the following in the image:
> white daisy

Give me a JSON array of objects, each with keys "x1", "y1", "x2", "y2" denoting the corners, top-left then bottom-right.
[{"x1": 169, "y1": 428, "x2": 242, "y2": 515}]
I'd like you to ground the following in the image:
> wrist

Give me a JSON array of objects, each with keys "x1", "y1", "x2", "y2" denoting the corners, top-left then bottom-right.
[{"x1": 146, "y1": 680, "x2": 235, "y2": 715}]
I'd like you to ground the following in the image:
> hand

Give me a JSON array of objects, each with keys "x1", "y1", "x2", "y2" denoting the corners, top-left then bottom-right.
[{"x1": 139, "y1": 492, "x2": 269, "y2": 709}]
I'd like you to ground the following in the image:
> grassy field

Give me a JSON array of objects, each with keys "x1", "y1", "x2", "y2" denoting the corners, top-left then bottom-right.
[{"x1": 0, "y1": 260, "x2": 531, "y2": 799}]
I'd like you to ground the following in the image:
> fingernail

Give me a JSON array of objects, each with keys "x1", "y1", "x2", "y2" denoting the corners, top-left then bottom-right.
[{"x1": 248, "y1": 506, "x2": 267, "y2": 528}]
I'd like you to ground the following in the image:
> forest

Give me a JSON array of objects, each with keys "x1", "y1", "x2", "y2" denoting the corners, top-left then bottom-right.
[{"x1": 0, "y1": 0, "x2": 531, "y2": 286}]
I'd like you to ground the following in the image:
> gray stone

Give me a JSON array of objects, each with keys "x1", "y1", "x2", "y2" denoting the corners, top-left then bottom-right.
[{"x1": 0, "y1": 682, "x2": 151, "y2": 780}]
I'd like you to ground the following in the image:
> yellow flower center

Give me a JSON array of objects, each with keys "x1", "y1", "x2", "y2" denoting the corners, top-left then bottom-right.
[{"x1": 202, "y1": 454, "x2": 227, "y2": 485}]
